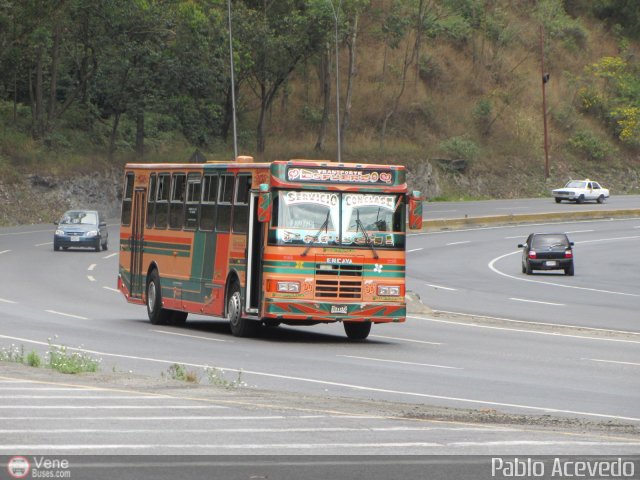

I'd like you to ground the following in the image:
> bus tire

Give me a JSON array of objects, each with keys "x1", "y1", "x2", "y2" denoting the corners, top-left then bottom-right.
[
  {"x1": 344, "y1": 321, "x2": 372, "y2": 341},
  {"x1": 146, "y1": 269, "x2": 172, "y2": 325},
  {"x1": 170, "y1": 311, "x2": 188, "y2": 326},
  {"x1": 228, "y1": 285, "x2": 255, "y2": 337}
]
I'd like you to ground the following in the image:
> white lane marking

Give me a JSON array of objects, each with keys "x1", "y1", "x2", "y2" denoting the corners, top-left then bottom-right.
[
  {"x1": 496, "y1": 207, "x2": 529, "y2": 210},
  {"x1": 407, "y1": 248, "x2": 423, "y2": 253},
  {"x1": 0, "y1": 250, "x2": 10, "y2": 255},
  {"x1": 0, "y1": 298, "x2": 17, "y2": 304},
  {"x1": 338, "y1": 355, "x2": 461, "y2": 370},
  {"x1": 0, "y1": 395, "x2": 173, "y2": 400},
  {"x1": 88, "y1": 264, "x2": 96, "y2": 271},
  {"x1": 370, "y1": 335, "x2": 442, "y2": 345},
  {"x1": 446, "y1": 241, "x2": 471, "y2": 246},
  {"x1": 509, "y1": 297, "x2": 565, "y2": 307},
  {"x1": 434, "y1": 309, "x2": 640, "y2": 337},
  {"x1": 408, "y1": 315, "x2": 640, "y2": 345},
  {"x1": 488, "y1": 250, "x2": 640, "y2": 298},
  {"x1": 151, "y1": 330, "x2": 227, "y2": 343},
  {"x1": 103, "y1": 252, "x2": 118, "y2": 259},
  {"x1": 0, "y1": 333, "x2": 637, "y2": 423},
  {"x1": 103, "y1": 286, "x2": 120, "y2": 293},
  {"x1": 0, "y1": 405, "x2": 225, "y2": 410},
  {"x1": 634, "y1": 226, "x2": 640, "y2": 229},
  {"x1": 45, "y1": 310, "x2": 89, "y2": 320},
  {"x1": 0, "y1": 426, "x2": 506, "y2": 434},
  {"x1": 0, "y1": 388, "x2": 103, "y2": 391},
  {"x1": 87, "y1": 275, "x2": 96, "y2": 282},
  {"x1": 409, "y1": 217, "x2": 640, "y2": 237},
  {"x1": 35, "y1": 242, "x2": 52, "y2": 247},
  {"x1": 1, "y1": 441, "x2": 639, "y2": 451},
  {"x1": 585, "y1": 358, "x2": 640, "y2": 367},
  {"x1": 428, "y1": 209, "x2": 458, "y2": 213},
  {"x1": 425, "y1": 283, "x2": 458, "y2": 291},
  {"x1": 0, "y1": 415, "x2": 322, "y2": 421},
  {"x1": 565, "y1": 229, "x2": 594, "y2": 234},
  {"x1": 504, "y1": 235, "x2": 524, "y2": 239}
]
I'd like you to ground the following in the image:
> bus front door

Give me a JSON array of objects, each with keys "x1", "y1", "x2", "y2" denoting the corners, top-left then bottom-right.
[{"x1": 129, "y1": 188, "x2": 146, "y2": 299}]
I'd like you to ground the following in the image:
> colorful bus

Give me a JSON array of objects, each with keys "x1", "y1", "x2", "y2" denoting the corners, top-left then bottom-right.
[{"x1": 118, "y1": 157, "x2": 423, "y2": 340}]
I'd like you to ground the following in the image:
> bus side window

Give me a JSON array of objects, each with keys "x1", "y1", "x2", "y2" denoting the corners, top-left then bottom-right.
[
  {"x1": 217, "y1": 174, "x2": 234, "y2": 232},
  {"x1": 169, "y1": 173, "x2": 186, "y2": 229},
  {"x1": 121, "y1": 172, "x2": 135, "y2": 226},
  {"x1": 185, "y1": 173, "x2": 201, "y2": 230},
  {"x1": 232, "y1": 174, "x2": 251, "y2": 233},
  {"x1": 155, "y1": 173, "x2": 170, "y2": 229},
  {"x1": 200, "y1": 174, "x2": 218, "y2": 231},
  {"x1": 146, "y1": 174, "x2": 156, "y2": 228}
]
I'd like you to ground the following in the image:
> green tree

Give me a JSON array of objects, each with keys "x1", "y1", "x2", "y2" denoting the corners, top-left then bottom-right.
[{"x1": 235, "y1": 0, "x2": 333, "y2": 158}]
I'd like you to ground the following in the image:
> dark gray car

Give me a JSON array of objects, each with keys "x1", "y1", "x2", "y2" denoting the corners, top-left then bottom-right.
[
  {"x1": 54, "y1": 210, "x2": 108, "y2": 252},
  {"x1": 518, "y1": 233, "x2": 574, "y2": 276}
]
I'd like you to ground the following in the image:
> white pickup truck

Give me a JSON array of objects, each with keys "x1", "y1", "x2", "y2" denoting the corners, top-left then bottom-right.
[{"x1": 552, "y1": 179, "x2": 610, "y2": 204}]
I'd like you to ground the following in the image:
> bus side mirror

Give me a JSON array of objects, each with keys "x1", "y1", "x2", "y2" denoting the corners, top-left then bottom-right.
[
  {"x1": 258, "y1": 184, "x2": 272, "y2": 223},
  {"x1": 408, "y1": 191, "x2": 423, "y2": 230}
]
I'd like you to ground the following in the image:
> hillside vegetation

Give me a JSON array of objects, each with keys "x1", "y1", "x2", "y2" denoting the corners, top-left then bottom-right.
[{"x1": 1, "y1": 0, "x2": 639, "y2": 225}]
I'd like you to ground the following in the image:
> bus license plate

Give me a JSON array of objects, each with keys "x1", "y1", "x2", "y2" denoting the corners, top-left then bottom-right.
[
  {"x1": 545, "y1": 261, "x2": 557, "y2": 267},
  {"x1": 331, "y1": 305, "x2": 348, "y2": 314}
]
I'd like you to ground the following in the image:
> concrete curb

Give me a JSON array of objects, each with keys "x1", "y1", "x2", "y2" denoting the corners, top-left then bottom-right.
[{"x1": 420, "y1": 208, "x2": 640, "y2": 232}]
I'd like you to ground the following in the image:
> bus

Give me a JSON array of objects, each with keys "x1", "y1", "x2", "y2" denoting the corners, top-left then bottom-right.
[{"x1": 118, "y1": 157, "x2": 423, "y2": 340}]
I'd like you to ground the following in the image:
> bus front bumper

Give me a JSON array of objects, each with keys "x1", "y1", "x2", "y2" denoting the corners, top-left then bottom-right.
[{"x1": 263, "y1": 299, "x2": 406, "y2": 323}]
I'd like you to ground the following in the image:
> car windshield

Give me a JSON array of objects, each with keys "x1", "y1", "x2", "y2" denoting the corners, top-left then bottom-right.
[
  {"x1": 565, "y1": 181, "x2": 587, "y2": 188},
  {"x1": 531, "y1": 235, "x2": 568, "y2": 248},
  {"x1": 60, "y1": 211, "x2": 97, "y2": 225},
  {"x1": 269, "y1": 190, "x2": 405, "y2": 249}
]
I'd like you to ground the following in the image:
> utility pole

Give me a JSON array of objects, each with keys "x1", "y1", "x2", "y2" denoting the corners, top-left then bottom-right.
[
  {"x1": 228, "y1": 0, "x2": 238, "y2": 159},
  {"x1": 540, "y1": 25, "x2": 550, "y2": 179},
  {"x1": 328, "y1": 0, "x2": 343, "y2": 162}
]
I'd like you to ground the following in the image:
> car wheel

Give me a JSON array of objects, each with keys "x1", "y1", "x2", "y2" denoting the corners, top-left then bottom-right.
[
  {"x1": 597, "y1": 195, "x2": 605, "y2": 204},
  {"x1": 53, "y1": 242, "x2": 60, "y2": 251},
  {"x1": 146, "y1": 269, "x2": 172, "y2": 325},
  {"x1": 525, "y1": 261, "x2": 532, "y2": 275},
  {"x1": 555, "y1": 198, "x2": 561, "y2": 203},
  {"x1": 577, "y1": 194, "x2": 585, "y2": 204},
  {"x1": 564, "y1": 262, "x2": 574, "y2": 276},
  {"x1": 94, "y1": 238, "x2": 101, "y2": 252},
  {"x1": 102, "y1": 239, "x2": 108, "y2": 251},
  {"x1": 521, "y1": 262, "x2": 526, "y2": 274},
  {"x1": 344, "y1": 321, "x2": 372, "y2": 341},
  {"x1": 228, "y1": 284, "x2": 256, "y2": 337}
]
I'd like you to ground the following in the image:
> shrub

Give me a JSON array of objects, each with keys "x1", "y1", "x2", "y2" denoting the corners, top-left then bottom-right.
[
  {"x1": 439, "y1": 135, "x2": 480, "y2": 162},
  {"x1": 568, "y1": 130, "x2": 615, "y2": 161}
]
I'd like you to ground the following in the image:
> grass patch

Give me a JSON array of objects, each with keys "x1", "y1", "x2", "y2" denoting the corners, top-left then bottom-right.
[
  {"x1": 163, "y1": 363, "x2": 199, "y2": 383},
  {"x1": 47, "y1": 340, "x2": 101, "y2": 374},
  {"x1": 204, "y1": 367, "x2": 246, "y2": 389}
]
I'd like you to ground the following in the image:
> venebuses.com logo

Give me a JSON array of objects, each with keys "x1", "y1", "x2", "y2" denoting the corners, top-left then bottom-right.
[{"x1": 7, "y1": 456, "x2": 30, "y2": 479}]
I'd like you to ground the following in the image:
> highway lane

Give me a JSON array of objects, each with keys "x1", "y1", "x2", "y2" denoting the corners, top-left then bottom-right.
[
  {"x1": 424, "y1": 195, "x2": 640, "y2": 220},
  {"x1": 1, "y1": 221, "x2": 639, "y2": 430},
  {"x1": 407, "y1": 217, "x2": 640, "y2": 331}
]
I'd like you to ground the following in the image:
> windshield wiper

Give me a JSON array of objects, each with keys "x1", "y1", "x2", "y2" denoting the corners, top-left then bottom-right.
[
  {"x1": 301, "y1": 211, "x2": 331, "y2": 257},
  {"x1": 355, "y1": 210, "x2": 379, "y2": 259}
]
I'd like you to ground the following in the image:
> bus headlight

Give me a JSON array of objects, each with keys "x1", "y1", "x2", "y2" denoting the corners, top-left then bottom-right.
[
  {"x1": 377, "y1": 285, "x2": 400, "y2": 296},
  {"x1": 277, "y1": 281, "x2": 300, "y2": 293}
]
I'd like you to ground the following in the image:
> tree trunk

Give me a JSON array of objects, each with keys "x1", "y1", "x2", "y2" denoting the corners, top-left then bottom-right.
[
  {"x1": 136, "y1": 111, "x2": 145, "y2": 158},
  {"x1": 314, "y1": 44, "x2": 331, "y2": 152},
  {"x1": 380, "y1": 45, "x2": 412, "y2": 150},
  {"x1": 33, "y1": 46, "x2": 45, "y2": 139},
  {"x1": 341, "y1": 13, "x2": 358, "y2": 152},
  {"x1": 108, "y1": 112, "x2": 121, "y2": 161},
  {"x1": 47, "y1": 22, "x2": 62, "y2": 128},
  {"x1": 256, "y1": 85, "x2": 267, "y2": 160}
]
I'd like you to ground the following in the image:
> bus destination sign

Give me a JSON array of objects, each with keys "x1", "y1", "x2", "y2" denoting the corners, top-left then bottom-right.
[{"x1": 287, "y1": 167, "x2": 394, "y2": 185}]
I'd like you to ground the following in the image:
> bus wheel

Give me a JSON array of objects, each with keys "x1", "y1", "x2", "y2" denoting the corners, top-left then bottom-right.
[
  {"x1": 344, "y1": 321, "x2": 372, "y2": 341},
  {"x1": 146, "y1": 270, "x2": 172, "y2": 325},
  {"x1": 228, "y1": 285, "x2": 255, "y2": 337},
  {"x1": 170, "y1": 311, "x2": 188, "y2": 326}
]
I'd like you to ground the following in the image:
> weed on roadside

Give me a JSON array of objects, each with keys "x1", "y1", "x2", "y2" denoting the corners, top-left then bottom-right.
[
  {"x1": 163, "y1": 363, "x2": 198, "y2": 383},
  {"x1": 204, "y1": 367, "x2": 246, "y2": 389},
  {"x1": 47, "y1": 338, "x2": 101, "y2": 374}
]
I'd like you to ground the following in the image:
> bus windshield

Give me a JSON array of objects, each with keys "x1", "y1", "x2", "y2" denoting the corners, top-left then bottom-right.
[{"x1": 270, "y1": 190, "x2": 405, "y2": 249}]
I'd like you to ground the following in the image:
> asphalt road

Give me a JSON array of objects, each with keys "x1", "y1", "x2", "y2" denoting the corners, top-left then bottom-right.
[
  {"x1": 1, "y1": 199, "x2": 639, "y2": 457},
  {"x1": 424, "y1": 195, "x2": 640, "y2": 220}
]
